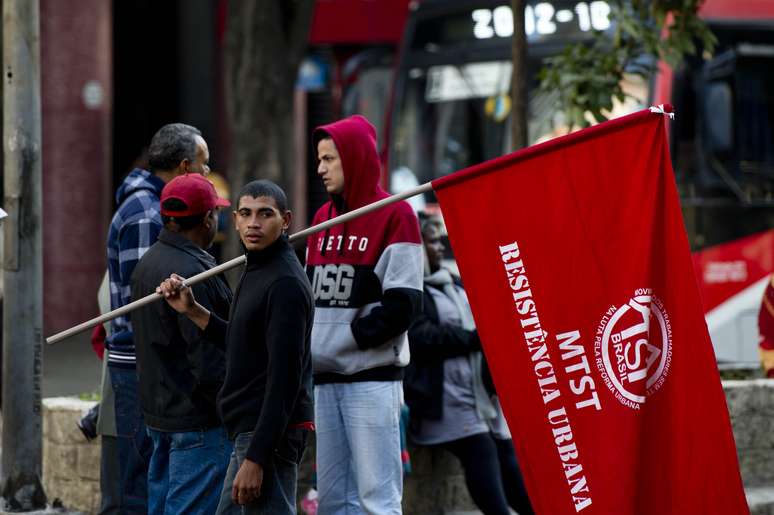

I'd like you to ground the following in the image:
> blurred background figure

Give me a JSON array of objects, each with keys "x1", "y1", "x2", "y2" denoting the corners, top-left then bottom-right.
[
  {"x1": 405, "y1": 213, "x2": 534, "y2": 515},
  {"x1": 207, "y1": 171, "x2": 231, "y2": 262},
  {"x1": 78, "y1": 271, "x2": 121, "y2": 515},
  {"x1": 758, "y1": 275, "x2": 774, "y2": 378}
]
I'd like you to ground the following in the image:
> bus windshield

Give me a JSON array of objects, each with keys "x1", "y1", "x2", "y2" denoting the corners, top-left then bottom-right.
[
  {"x1": 390, "y1": 61, "x2": 516, "y2": 195},
  {"x1": 386, "y1": 0, "x2": 647, "y2": 208},
  {"x1": 389, "y1": 65, "x2": 646, "y2": 203}
]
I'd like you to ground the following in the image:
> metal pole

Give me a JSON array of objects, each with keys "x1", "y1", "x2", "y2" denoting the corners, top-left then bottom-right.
[
  {"x1": 2, "y1": 0, "x2": 46, "y2": 509},
  {"x1": 46, "y1": 181, "x2": 434, "y2": 344}
]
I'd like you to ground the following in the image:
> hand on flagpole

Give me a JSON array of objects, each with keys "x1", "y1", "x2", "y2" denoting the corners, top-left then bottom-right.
[{"x1": 157, "y1": 273, "x2": 211, "y2": 330}]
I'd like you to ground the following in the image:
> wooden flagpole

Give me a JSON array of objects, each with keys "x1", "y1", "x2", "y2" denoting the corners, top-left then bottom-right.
[{"x1": 46, "y1": 182, "x2": 433, "y2": 344}]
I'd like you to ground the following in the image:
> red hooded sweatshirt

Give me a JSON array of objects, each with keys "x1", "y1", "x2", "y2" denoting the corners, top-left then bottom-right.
[{"x1": 306, "y1": 115, "x2": 423, "y2": 383}]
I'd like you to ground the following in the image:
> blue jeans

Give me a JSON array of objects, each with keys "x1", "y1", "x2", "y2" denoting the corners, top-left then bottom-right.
[
  {"x1": 146, "y1": 426, "x2": 232, "y2": 515},
  {"x1": 109, "y1": 366, "x2": 152, "y2": 514},
  {"x1": 216, "y1": 428, "x2": 308, "y2": 515},
  {"x1": 315, "y1": 381, "x2": 403, "y2": 515}
]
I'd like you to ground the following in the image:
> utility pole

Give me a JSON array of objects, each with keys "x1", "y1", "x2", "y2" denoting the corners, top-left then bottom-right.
[{"x1": 1, "y1": 0, "x2": 46, "y2": 509}]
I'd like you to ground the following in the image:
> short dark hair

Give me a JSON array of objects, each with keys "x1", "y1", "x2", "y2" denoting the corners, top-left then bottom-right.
[
  {"x1": 161, "y1": 198, "x2": 207, "y2": 231},
  {"x1": 419, "y1": 212, "x2": 442, "y2": 235},
  {"x1": 238, "y1": 180, "x2": 288, "y2": 212},
  {"x1": 313, "y1": 130, "x2": 332, "y2": 148},
  {"x1": 147, "y1": 123, "x2": 202, "y2": 172}
]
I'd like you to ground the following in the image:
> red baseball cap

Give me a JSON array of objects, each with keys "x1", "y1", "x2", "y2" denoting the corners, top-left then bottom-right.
[{"x1": 161, "y1": 173, "x2": 230, "y2": 216}]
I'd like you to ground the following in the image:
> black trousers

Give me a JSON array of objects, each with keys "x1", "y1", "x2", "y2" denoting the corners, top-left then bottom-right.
[{"x1": 443, "y1": 432, "x2": 534, "y2": 515}]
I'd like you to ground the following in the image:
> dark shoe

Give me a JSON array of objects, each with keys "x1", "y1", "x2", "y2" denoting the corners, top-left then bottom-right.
[{"x1": 77, "y1": 403, "x2": 100, "y2": 441}]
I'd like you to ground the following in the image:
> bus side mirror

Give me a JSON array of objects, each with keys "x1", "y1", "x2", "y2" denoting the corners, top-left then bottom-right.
[{"x1": 704, "y1": 82, "x2": 733, "y2": 155}]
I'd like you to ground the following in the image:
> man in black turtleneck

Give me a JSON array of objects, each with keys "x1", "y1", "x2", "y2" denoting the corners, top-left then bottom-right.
[{"x1": 158, "y1": 180, "x2": 314, "y2": 515}]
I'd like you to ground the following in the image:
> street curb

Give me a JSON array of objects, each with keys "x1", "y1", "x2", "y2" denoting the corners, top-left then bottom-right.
[{"x1": 748, "y1": 486, "x2": 774, "y2": 515}]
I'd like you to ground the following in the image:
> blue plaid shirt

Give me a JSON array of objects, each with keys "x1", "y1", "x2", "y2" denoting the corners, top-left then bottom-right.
[{"x1": 106, "y1": 168, "x2": 165, "y2": 368}]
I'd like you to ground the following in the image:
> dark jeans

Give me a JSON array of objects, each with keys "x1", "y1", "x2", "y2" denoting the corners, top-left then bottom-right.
[
  {"x1": 216, "y1": 428, "x2": 308, "y2": 515},
  {"x1": 109, "y1": 366, "x2": 152, "y2": 514},
  {"x1": 99, "y1": 435, "x2": 121, "y2": 515},
  {"x1": 443, "y1": 432, "x2": 534, "y2": 515}
]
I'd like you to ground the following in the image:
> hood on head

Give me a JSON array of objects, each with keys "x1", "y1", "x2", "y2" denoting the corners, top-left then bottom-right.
[{"x1": 313, "y1": 115, "x2": 387, "y2": 210}]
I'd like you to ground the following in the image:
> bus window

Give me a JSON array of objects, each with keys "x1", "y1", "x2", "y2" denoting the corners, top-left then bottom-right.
[
  {"x1": 385, "y1": 1, "x2": 650, "y2": 203},
  {"x1": 389, "y1": 61, "x2": 646, "y2": 202},
  {"x1": 391, "y1": 60, "x2": 525, "y2": 201}
]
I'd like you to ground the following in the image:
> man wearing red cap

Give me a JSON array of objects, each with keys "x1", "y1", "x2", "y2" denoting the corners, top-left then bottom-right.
[{"x1": 131, "y1": 173, "x2": 233, "y2": 515}]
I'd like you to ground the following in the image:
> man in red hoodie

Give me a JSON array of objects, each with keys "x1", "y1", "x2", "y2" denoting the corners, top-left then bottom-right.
[{"x1": 307, "y1": 115, "x2": 423, "y2": 514}]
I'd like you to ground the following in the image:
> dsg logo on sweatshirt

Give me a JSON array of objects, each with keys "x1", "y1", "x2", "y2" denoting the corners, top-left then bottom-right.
[{"x1": 312, "y1": 264, "x2": 355, "y2": 305}]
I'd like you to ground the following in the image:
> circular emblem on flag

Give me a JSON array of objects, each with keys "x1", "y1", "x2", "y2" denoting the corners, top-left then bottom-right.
[{"x1": 595, "y1": 289, "x2": 673, "y2": 408}]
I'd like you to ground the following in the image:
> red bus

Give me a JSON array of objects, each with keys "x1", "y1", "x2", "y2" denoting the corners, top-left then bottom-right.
[{"x1": 381, "y1": 0, "x2": 774, "y2": 367}]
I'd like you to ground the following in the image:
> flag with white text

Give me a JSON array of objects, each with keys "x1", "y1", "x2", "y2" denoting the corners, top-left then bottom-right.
[{"x1": 432, "y1": 108, "x2": 748, "y2": 515}]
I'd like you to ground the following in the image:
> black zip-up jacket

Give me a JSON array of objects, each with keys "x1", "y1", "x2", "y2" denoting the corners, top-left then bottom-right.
[
  {"x1": 131, "y1": 229, "x2": 232, "y2": 431},
  {"x1": 204, "y1": 235, "x2": 314, "y2": 466}
]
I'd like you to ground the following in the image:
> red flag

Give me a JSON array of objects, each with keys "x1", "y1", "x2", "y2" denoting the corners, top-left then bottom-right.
[{"x1": 432, "y1": 108, "x2": 748, "y2": 515}]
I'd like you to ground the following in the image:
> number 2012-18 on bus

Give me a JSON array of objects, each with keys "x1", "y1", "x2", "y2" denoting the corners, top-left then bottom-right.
[{"x1": 471, "y1": 1, "x2": 611, "y2": 39}]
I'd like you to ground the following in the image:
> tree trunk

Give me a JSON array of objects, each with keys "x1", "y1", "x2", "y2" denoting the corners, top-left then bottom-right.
[
  {"x1": 510, "y1": 0, "x2": 528, "y2": 151},
  {"x1": 223, "y1": 0, "x2": 314, "y2": 262}
]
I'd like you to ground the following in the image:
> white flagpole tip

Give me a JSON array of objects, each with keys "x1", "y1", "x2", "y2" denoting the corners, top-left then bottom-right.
[{"x1": 649, "y1": 104, "x2": 675, "y2": 120}]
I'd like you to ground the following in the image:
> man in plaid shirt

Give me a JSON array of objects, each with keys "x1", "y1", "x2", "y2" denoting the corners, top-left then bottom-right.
[{"x1": 106, "y1": 123, "x2": 211, "y2": 513}]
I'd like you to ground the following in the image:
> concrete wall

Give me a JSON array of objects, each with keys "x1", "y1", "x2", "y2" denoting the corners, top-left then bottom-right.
[
  {"x1": 403, "y1": 446, "x2": 476, "y2": 514},
  {"x1": 41, "y1": 379, "x2": 774, "y2": 514},
  {"x1": 42, "y1": 398, "x2": 100, "y2": 514},
  {"x1": 724, "y1": 380, "x2": 774, "y2": 487}
]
